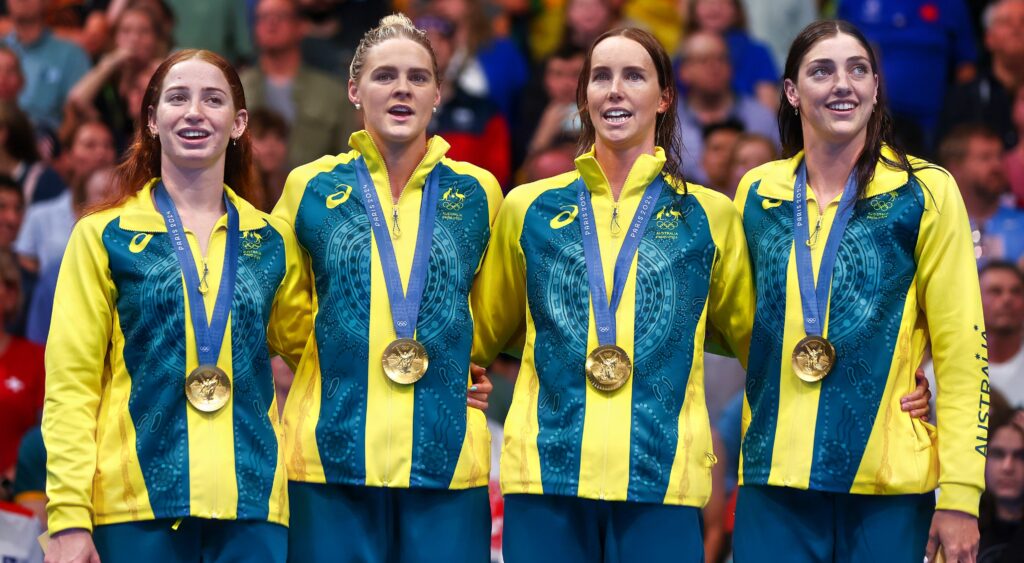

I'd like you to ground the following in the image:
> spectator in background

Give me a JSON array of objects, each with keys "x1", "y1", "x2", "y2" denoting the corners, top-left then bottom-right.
[
  {"x1": 740, "y1": 0, "x2": 817, "y2": 70},
  {"x1": 526, "y1": 0, "x2": 617, "y2": 65},
  {"x1": 978, "y1": 400, "x2": 1024, "y2": 561},
  {"x1": 22, "y1": 165, "x2": 114, "y2": 345},
  {"x1": 65, "y1": 3, "x2": 170, "y2": 154},
  {"x1": 13, "y1": 425, "x2": 45, "y2": 529},
  {"x1": 980, "y1": 261, "x2": 1024, "y2": 409},
  {"x1": 423, "y1": 12, "x2": 511, "y2": 186},
  {"x1": 424, "y1": 0, "x2": 528, "y2": 122},
  {"x1": 249, "y1": 108, "x2": 290, "y2": 211},
  {"x1": 841, "y1": 0, "x2": 977, "y2": 155},
  {"x1": 297, "y1": 0, "x2": 391, "y2": 78},
  {"x1": 688, "y1": 0, "x2": 780, "y2": 111},
  {"x1": 0, "y1": 102, "x2": 65, "y2": 205},
  {"x1": 939, "y1": 123, "x2": 1024, "y2": 265},
  {"x1": 521, "y1": 141, "x2": 575, "y2": 184},
  {"x1": 14, "y1": 121, "x2": 114, "y2": 277},
  {"x1": 674, "y1": 31, "x2": 778, "y2": 185},
  {"x1": 940, "y1": 0, "x2": 1024, "y2": 150},
  {"x1": 726, "y1": 132, "x2": 777, "y2": 197},
  {"x1": 3, "y1": 0, "x2": 90, "y2": 132},
  {"x1": 0, "y1": 47, "x2": 24, "y2": 104},
  {"x1": 700, "y1": 120, "x2": 743, "y2": 193},
  {"x1": 513, "y1": 45, "x2": 583, "y2": 173},
  {"x1": 0, "y1": 176, "x2": 29, "y2": 337},
  {"x1": 1005, "y1": 86, "x2": 1024, "y2": 207},
  {"x1": 55, "y1": 118, "x2": 115, "y2": 195},
  {"x1": 241, "y1": 0, "x2": 355, "y2": 170},
  {"x1": 0, "y1": 251, "x2": 43, "y2": 481},
  {"x1": 164, "y1": 0, "x2": 253, "y2": 64}
]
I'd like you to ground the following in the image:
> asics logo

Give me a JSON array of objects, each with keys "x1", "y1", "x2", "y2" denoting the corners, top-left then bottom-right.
[
  {"x1": 129, "y1": 233, "x2": 153, "y2": 253},
  {"x1": 550, "y1": 205, "x2": 579, "y2": 229},
  {"x1": 326, "y1": 184, "x2": 353, "y2": 208}
]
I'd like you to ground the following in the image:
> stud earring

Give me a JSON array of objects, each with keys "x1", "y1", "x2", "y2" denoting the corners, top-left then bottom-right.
[
  {"x1": 355, "y1": 103, "x2": 361, "y2": 110},
  {"x1": 432, "y1": 106, "x2": 438, "y2": 114},
  {"x1": 794, "y1": 106, "x2": 799, "y2": 116}
]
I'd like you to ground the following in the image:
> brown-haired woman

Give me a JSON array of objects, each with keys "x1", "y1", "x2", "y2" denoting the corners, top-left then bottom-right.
[
  {"x1": 733, "y1": 20, "x2": 985, "y2": 563},
  {"x1": 274, "y1": 13, "x2": 499, "y2": 563},
  {"x1": 42, "y1": 49, "x2": 311, "y2": 563},
  {"x1": 471, "y1": 26, "x2": 753, "y2": 562},
  {"x1": 65, "y1": 3, "x2": 171, "y2": 154}
]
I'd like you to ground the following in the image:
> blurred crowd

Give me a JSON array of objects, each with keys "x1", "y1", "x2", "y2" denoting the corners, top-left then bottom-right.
[{"x1": 0, "y1": 0, "x2": 1022, "y2": 562}]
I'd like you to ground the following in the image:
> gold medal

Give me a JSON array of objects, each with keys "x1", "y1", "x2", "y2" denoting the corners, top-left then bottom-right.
[
  {"x1": 585, "y1": 344, "x2": 632, "y2": 392},
  {"x1": 792, "y1": 335, "x2": 836, "y2": 383},
  {"x1": 382, "y1": 338, "x2": 429, "y2": 384},
  {"x1": 185, "y1": 365, "x2": 231, "y2": 412}
]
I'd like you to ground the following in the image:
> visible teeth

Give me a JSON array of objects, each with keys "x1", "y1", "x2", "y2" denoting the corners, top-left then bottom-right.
[
  {"x1": 181, "y1": 130, "x2": 208, "y2": 138},
  {"x1": 390, "y1": 106, "x2": 412, "y2": 115},
  {"x1": 829, "y1": 102, "x2": 855, "y2": 110},
  {"x1": 603, "y1": 109, "x2": 632, "y2": 123}
]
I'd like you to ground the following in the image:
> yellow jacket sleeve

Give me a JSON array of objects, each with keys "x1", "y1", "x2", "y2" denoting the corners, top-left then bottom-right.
[
  {"x1": 266, "y1": 217, "x2": 314, "y2": 370},
  {"x1": 470, "y1": 190, "x2": 528, "y2": 366},
  {"x1": 702, "y1": 192, "x2": 755, "y2": 369},
  {"x1": 43, "y1": 216, "x2": 115, "y2": 533},
  {"x1": 914, "y1": 169, "x2": 987, "y2": 516}
]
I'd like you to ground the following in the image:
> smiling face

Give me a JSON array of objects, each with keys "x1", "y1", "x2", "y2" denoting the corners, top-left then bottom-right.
[
  {"x1": 585, "y1": 35, "x2": 670, "y2": 155},
  {"x1": 784, "y1": 32, "x2": 878, "y2": 151},
  {"x1": 148, "y1": 59, "x2": 247, "y2": 172},
  {"x1": 348, "y1": 38, "x2": 440, "y2": 150}
]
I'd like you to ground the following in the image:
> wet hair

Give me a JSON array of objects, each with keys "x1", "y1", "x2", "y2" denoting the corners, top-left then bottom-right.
[
  {"x1": 0, "y1": 102, "x2": 39, "y2": 163},
  {"x1": 98, "y1": 49, "x2": 257, "y2": 212},
  {"x1": 349, "y1": 13, "x2": 440, "y2": 86},
  {"x1": 779, "y1": 20, "x2": 916, "y2": 200},
  {"x1": 576, "y1": 27, "x2": 686, "y2": 190}
]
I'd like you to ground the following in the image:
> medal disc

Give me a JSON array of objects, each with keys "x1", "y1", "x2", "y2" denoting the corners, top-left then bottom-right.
[
  {"x1": 792, "y1": 335, "x2": 836, "y2": 383},
  {"x1": 585, "y1": 344, "x2": 632, "y2": 392},
  {"x1": 185, "y1": 365, "x2": 231, "y2": 412},
  {"x1": 382, "y1": 338, "x2": 429, "y2": 384}
]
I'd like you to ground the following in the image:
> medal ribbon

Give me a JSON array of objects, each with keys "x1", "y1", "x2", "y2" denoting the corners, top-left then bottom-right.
[
  {"x1": 354, "y1": 157, "x2": 440, "y2": 340},
  {"x1": 153, "y1": 182, "x2": 240, "y2": 367},
  {"x1": 575, "y1": 175, "x2": 664, "y2": 346},
  {"x1": 792, "y1": 160, "x2": 858, "y2": 339}
]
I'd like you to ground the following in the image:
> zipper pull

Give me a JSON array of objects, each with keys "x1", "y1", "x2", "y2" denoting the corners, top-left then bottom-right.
[
  {"x1": 391, "y1": 207, "x2": 401, "y2": 237},
  {"x1": 610, "y1": 206, "x2": 621, "y2": 236},
  {"x1": 198, "y1": 260, "x2": 209, "y2": 295}
]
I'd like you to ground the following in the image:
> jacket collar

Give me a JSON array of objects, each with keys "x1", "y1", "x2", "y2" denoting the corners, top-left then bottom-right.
[
  {"x1": 574, "y1": 146, "x2": 668, "y2": 199},
  {"x1": 754, "y1": 146, "x2": 913, "y2": 201},
  {"x1": 117, "y1": 179, "x2": 267, "y2": 232},
  {"x1": 348, "y1": 130, "x2": 451, "y2": 192}
]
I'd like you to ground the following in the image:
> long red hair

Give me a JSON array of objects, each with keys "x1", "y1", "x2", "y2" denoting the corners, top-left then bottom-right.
[{"x1": 97, "y1": 49, "x2": 258, "y2": 212}]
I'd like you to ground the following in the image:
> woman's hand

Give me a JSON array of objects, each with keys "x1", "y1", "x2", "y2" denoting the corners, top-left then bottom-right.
[
  {"x1": 45, "y1": 529, "x2": 100, "y2": 563},
  {"x1": 467, "y1": 363, "x2": 493, "y2": 412},
  {"x1": 901, "y1": 368, "x2": 933, "y2": 421}
]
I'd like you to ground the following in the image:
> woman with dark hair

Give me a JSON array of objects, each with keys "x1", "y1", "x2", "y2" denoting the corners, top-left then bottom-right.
[
  {"x1": 472, "y1": 26, "x2": 754, "y2": 562},
  {"x1": 733, "y1": 20, "x2": 986, "y2": 562},
  {"x1": 275, "y1": 13, "x2": 499, "y2": 563},
  {"x1": 978, "y1": 399, "x2": 1024, "y2": 563},
  {"x1": 0, "y1": 102, "x2": 66, "y2": 205},
  {"x1": 42, "y1": 49, "x2": 311, "y2": 563}
]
